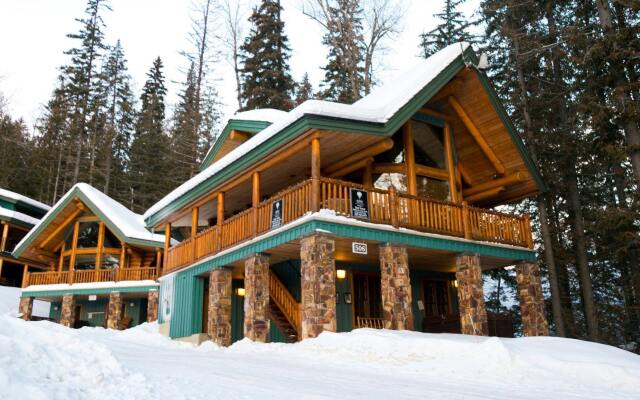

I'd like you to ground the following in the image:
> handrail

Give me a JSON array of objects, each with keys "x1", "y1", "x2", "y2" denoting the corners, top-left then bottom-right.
[
  {"x1": 24, "y1": 268, "x2": 158, "y2": 287},
  {"x1": 164, "y1": 177, "x2": 534, "y2": 273},
  {"x1": 269, "y1": 271, "x2": 301, "y2": 336},
  {"x1": 356, "y1": 316, "x2": 385, "y2": 329}
]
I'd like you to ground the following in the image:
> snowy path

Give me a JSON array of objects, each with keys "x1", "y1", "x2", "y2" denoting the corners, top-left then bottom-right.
[{"x1": 1, "y1": 285, "x2": 639, "y2": 400}]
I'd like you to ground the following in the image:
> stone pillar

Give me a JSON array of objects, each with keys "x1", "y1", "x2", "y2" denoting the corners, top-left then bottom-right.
[
  {"x1": 379, "y1": 243, "x2": 414, "y2": 330},
  {"x1": 300, "y1": 233, "x2": 337, "y2": 339},
  {"x1": 455, "y1": 253, "x2": 488, "y2": 336},
  {"x1": 147, "y1": 290, "x2": 159, "y2": 322},
  {"x1": 516, "y1": 261, "x2": 549, "y2": 336},
  {"x1": 18, "y1": 297, "x2": 33, "y2": 321},
  {"x1": 60, "y1": 294, "x2": 76, "y2": 328},
  {"x1": 107, "y1": 291, "x2": 123, "y2": 329},
  {"x1": 208, "y1": 268, "x2": 232, "y2": 346},
  {"x1": 244, "y1": 254, "x2": 270, "y2": 342}
]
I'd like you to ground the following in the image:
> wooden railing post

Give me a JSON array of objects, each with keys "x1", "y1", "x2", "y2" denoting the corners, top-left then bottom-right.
[
  {"x1": 462, "y1": 201, "x2": 472, "y2": 240},
  {"x1": 523, "y1": 214, "x2": 533, "y2": 248},
  {"x1": 22, "y1": 266, "x2": 29, "y2": 288},
  {"x1": 191, "y1": 207, "x2": 198, "y2": 263},
  {"x1": 217, "y1": 192, "x2": 224, "y2": 251},
  {"x1": 389, "y1": 185, "x2": 399, "y2": 228},
  {"x1": 311, "y1": 138, "x2": 321, "y2": 211},
  {"x1": 252, "y1": 172, "x2": 260, "y2": 237}
]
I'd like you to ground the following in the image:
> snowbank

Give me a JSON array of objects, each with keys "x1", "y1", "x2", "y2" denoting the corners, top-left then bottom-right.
[{"x1": 0, "y1": 286, "x2": 49, "y2": 317}]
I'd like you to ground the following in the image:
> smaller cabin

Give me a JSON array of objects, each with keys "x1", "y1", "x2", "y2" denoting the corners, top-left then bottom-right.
[
  {"x1": 13, "y1": 184, "x2": 165, "y2": 329},
  {"x1": 0, "y1": 188, "x2": 50, "y2": 287}
]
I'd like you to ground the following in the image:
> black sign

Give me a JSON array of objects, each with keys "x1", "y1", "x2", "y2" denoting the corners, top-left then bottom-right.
[
  {"x1": 350, "y1": 188, "x2": 370, "y2": 220},
  {"x1": 271, "y1": 198, "x2": 283, "y2": 229}
]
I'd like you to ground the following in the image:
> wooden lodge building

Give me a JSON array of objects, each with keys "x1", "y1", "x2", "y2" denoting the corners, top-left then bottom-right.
[
  {"x1": 0, "y1": 189, "x2": 50, "y2": 287},
  {"x1": 14, "y1": 184, "x2": 165, "y2": 329},
  {"x1": 16, "y1": 43, "x2": 548, "y2": 342},
  {"x1": 145, "y1": 43, "x2": 548, "y2": 344}
]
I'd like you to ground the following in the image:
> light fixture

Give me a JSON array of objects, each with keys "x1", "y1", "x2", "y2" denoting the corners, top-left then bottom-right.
[
  {"x1": 336, "y1": 269, "x2": 346, "y2": 280},
  {"x1": 236, "y1": 287, "x2": 246, "y2": 297},
  {"x1": 453, "y1": 279, "x2": 458, "y2": 288}
]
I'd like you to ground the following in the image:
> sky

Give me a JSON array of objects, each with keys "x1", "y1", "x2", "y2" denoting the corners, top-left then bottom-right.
[{"x1": 0, "y1": 0, "x2": 480, "y2": 128}]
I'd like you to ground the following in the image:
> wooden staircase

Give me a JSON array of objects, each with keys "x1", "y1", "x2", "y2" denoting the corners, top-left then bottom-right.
[{"x1": 268, "y1": 271, "x2": 301, "y2": 342}]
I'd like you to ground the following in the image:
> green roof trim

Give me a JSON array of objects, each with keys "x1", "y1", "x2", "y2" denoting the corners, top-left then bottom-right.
[
  {"x1": 22, "y1": 284, "x2": 158, "y2": 298},
  {"x1": 165, "y1": 216, "x2": 535, "y2": 338},
  {"x1": 146, "y1": 46, "x2": 545, "y2": 226},
  {"x1": 0, "y1": 214, "x2": 35, "y2": 229},
  {"x1": 200, "y1": 119, "x2": 272, "y2": 171},
  {"x1": 13, "y1": 186, "x2": 164, "y2": 258},
  {"x1": 0, "y1": 193, "x2": 48, "y2": 219}
]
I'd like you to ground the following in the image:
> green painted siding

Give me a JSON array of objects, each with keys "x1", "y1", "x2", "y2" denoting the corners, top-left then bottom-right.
[
  {"x1": 269, "y1": 322, "x2": 287, "y2": 343},
  {"x1": 49, "y1": 302, "x2": 61, "y2": 321},
  {"x1": 47, "y1": 298, "x2": 146, "y2": 328},
  {"x1": 271, "y1": 260, "x2": 301, "y2": 301},
  {"x1": 409, "y1": 270, "x2": 458, "y2": 332}
]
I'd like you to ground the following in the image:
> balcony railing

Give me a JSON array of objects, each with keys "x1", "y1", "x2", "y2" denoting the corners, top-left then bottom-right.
[
  {"x1": 164, "y1": 177, "x2": 533, "y2": 273},
  {"x1": 23, "y1": 267, "x2": 158, "y2": 287}
]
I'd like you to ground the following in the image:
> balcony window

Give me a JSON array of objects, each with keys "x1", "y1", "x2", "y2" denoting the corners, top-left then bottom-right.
[
  {"x1": 77, "y1": 221, "x2": 99, "y2": 248},
  {"x1": 74, "y1": 253, "x2": 96, "y2": 270}
]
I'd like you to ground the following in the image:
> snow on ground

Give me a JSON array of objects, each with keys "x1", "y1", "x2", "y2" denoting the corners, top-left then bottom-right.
[
  {"x1": 0, "y1": 289, "x2": 639, "y2": 400},
  {"x1": 0, "y1": 286, "x2": 49, "y2": 317}
]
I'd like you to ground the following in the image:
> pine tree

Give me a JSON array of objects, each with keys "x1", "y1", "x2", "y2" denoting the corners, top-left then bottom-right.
[
  {"x1": 170, "y1": 63, "x2": 200, "y2": 183},
  {"x1": 420, "y1": 0, "x2": 478, "y2": 58},
  {"x1": 294, "y1": 73, "x2": 314, "y2": 105},
  {"x1": 240, "y1": 0, "x2": 295, "y2": 111},
  {"x1": 318, "y1": 0, "x2": 365, "y2": 103},
  {"x1": 129, "y1": 57, "x2": 170, "y2": 212}
]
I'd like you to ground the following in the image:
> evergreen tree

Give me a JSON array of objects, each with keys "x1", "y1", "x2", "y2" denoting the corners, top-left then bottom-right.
[
  {"x1": 129, "y1": 57, "x2": 170, "y2": 212},
  {"x1": 294, "y1": 73, "x2": 314, "y2": 106},
  {"x1": 170, "y1": 63, "x2": 200, "y2": 183},
  {"x1": 318, "y1": 0, "x2": 365, "y2": 103},
  {"x1": 240, "y1": 0, "x2": 295, "y2": 111},
  {"x1": 420, "y1": 0, "x2": 478, "y2": 58}
]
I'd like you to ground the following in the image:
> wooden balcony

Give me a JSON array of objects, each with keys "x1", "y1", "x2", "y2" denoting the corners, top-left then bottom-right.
[
  {"x1": 165, "y1": 177, "x2": 533, "y2": 273},
  {"x1": 23, "y1": 267, "x2": 158, "y2": 287}
]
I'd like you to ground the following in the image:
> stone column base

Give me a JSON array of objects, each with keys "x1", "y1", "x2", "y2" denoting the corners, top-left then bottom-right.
[
  {"x1": 455, "y1": 253, "x2": 488, "y2": 336},
  {"x1": 379, "y1": 243, "x2": 413, "y2": 330},
  {"x1": 19, "y1": 297, "x2": 33, "y2": 321},
  {"x1": 147, "y1": 290, "x2": 159, "y2": 322},
  {"x1": 208, "y1": 268, "x2": 232, "y2": 346},
  {"x1": 516, "y1": 261, "x2": 549, "y2": 336},
  {"x1": 107, "y1": 291, "x2": 123, "y2": 329},
  {"x1": 244, "y1": 254, "x2": 270, "y2": 342},
  {"x1": 60, "y1": 294, "x2": 76, "y2": 328},
  {"x1": 300, "y1": 233, "x2": 337, "y2": 339}
]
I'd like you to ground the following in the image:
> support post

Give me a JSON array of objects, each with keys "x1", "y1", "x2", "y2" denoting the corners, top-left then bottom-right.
[
  {"x1": 363, "y1": 159, "x2": 373, "y2": 189},
  {"x1": 300, "y1": 233, "x2": 337, "y2": 339},
  {"x1": 94, "y1": 222, "x2": 105, "y2": 280},
  {"x1": 462, "y1": 201, "x2": 472, "y2": 240},
  {"x1": 515, "y1": 261, "x2": 549, "y2": 336},
  {"x1": 0, "y1": 222, "x2": 8, "y2": 251},
  {"x1": 243, "y1": 253, "x2": 270, "y2": 342},
  {"x1": 217, "y1": 192, "x2": 225, "y2": 251},
  {"x1": 147, "y1": 289, "x2": 159, "y2": 322},
  {"x1": 252, "y1": 172, "x2": 260, "y2": 237},
  {"x1": 403, "y1": 122, "x2": 417, "y2": 196},
  {"x1": 207, "y1": 268, "x2": 232, "y2": 346},
  {"x1": 444, "y1": 122, "x2": 460, "y2": 203},
  {"x1": 60, "y1": 294, "x2": 75, "y2": 328},
  {"x1": 68, "y1": 221, "x2": 80, "y2": 284},
  {"x1": 163, "y1": 223, "x2": 171, "y2": 274},
  {"x1": 21, "y1": 264, "x2": 28, "y2": 288},
  {"x1": 107, "y1": 291, "x2": 122, "y2": 329},
  {"x1": 379, "y1": 243, "x2": 413, "y2": 330},
  {"x1": 191, "y1": 207, "x2": 199, "y2": 262},
  {"x1": 389, "y1": 186, "x2": 399, "y2": 228},
  {"x1": 311, "y1": 137, "x2": 321, "y2": 211},
  {"x1": 19, "y1": 297, "x2": 33, "y2": 321},
  {"x1": 455, "y1": 253, "x2": 488, "y2": 336}
]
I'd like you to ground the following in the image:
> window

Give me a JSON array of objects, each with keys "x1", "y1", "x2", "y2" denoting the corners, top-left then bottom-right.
[
  {"x1": 101, "y1": 253, "x2": 120, "y2": 270},
  {"x1": 423, "y1": 279, "x2": 451, "y2": 317},
  {"x1": 411, "y1": 120, "x2": 446, "y2": 170},
  {"x1": 76, "y1": 222, "x2": 100, "y2": 248},
  {"x1": 74, "y1": 254, "x2": 96, "y2": 270}
]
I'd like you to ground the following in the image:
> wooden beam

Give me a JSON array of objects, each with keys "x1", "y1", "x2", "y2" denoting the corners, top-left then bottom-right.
[
  {"x1": 323, "y1": 138, "x2": 393, "y2": 176},
  {"x1": 462, "y1": 172, "x2": 523, "y2": 197},
  {"x1": 372, "y1": 163, "x2": 405, "y2": 174},
  {"x1": 0, "y1": 222, "x2": 8, "y2": 252},
  {"x1": 444, "y1": 122, "x2": 460, "y2": 203},
  {"x1": 311, "y1": 137, "x2": 321, "y2": 211},
  {"x1": 0, "y1": 259, "x2": 3, "y2": 280},
  {"x1": 94, "y1": 222, "x2": 105, "y2": 279},
  {"x1": 448, "y1": 96, "x2": 506, "y2": 175},
  {"x1": 465, "y1": 186, "x2": 506, "y2": 203},
  {"x1": 363, "y1": 159, "x2": 373, "y2": 188},
  {"x1": 403, "y1": 123, "x2": 418, "y2": 196},
  {"x1": 415, "y1": 165, "x2": 450, "y2": 181},
  {"x1": 458, "y1": 163, "x2": 473, "y2": 185},
  {"x1": 191, "y1": 207, "x2": 199, "y2": 238},
  {"x1": 430, "y1": 78, "x2": 464, "y2": 102},
  {"x1": 39, "y1": 206, "x2": 84, "y2": 249},
  {"x1": 328, "y1": 157, "x2": 374, "y2": 178},
  {"x1": 58, "y1": 243, "x2": 65, "y2": 272},
  {"x1": 419, "y1": 107, "x2": 450, "y2": 121},
  {"x1": 163, "y1": 223, "x2": 171, "y2": 274},
  {"x1": 68, "y1": 221, "x2": 80, "y2": 280},
  {"x1": 21, "y1": 264, "x2": 28, "y2": 288},
  {"x1": 229, "y1": 130, "x2": 250, "y2": 142},
  {"x1": 252, "y1": 172, "x2": 261, "y2": 206},
  {"x1": 120, "y1": 243, "x2": 127, "y2": 269},
  {"x1": 217, "y1": 193, "x2": 225, "y2": 225}
]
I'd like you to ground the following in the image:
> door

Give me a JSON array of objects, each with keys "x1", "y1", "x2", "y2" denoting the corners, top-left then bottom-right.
[
  {"x1": 202, "y1": 277, "x2": 209, "y2": 334},
  {"x1": 73, "y1": 305, "x2": 82, "y2": 327},
  {"x1": 352, "y1": 272, "x2": 382, "y2": 323}
]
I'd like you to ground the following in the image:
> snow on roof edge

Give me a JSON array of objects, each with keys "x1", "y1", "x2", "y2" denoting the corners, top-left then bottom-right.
[
  {"x1": 0, "y1": 188, "x2": 50, "y2": 211},
  {"x1": 0, "y1": 207, "x2": 40, "y2": 226},
  {"x1": 144, "y1": 43, "x2": 469, "y2": 221}
]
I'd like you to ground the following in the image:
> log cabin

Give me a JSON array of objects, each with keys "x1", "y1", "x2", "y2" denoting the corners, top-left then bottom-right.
[
  {"x1": 14, "y1": 183, "x2": 165, "y2": 329},
  {"x1": 145, "y1": 43, "x2": 549, "y2": 345},
  {"x1": 0, "y1": 188, "x2": 50, "y2": 287}
]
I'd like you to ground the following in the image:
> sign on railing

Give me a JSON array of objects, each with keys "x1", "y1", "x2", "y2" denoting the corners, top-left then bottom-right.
[
  {"x1": 271, "y1": 198, "x2": 283, "y2": 229},
  {"x1": 350, "y1": 188, "x2": 369, "y2": 220}
]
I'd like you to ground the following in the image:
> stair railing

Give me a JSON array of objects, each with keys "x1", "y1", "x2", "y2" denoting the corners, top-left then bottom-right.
[{"x1": 268, "y1": 271, "x2": 301, "y2": 337}]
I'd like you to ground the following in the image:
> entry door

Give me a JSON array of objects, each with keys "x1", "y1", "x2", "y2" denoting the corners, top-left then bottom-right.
[
  {"x1": 74, "y1": 305, "x2": 82, "y2": 325},
  {"x1": 352, "y1": 273, "x2": 382, "y2": 319}
]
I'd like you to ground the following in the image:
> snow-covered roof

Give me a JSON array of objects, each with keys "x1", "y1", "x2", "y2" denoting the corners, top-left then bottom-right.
[
  {"x1": 0, "y1": 188, "x2": 50, "y2": 212},
  {"x1": 228, "y1": 108, "x2": 288, "y2": 124},
  {"x1": 0, "y1": 207, "x2": 40, "y2": 226},
  {"x1": 15, "y1": 183, "x2": 165, "y2": 255},
  {"x1": 144, "y1": 43, "x2": 469, "y2": 221}
]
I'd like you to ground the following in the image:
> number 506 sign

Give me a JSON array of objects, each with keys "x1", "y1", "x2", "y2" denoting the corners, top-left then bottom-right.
[{"x1": 352, "y1": 242, "x2": 368, "y2": 255}]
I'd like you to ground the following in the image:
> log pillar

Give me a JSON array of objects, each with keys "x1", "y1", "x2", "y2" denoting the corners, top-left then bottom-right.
[
  {"x1": 300, "y1": 232, "x2": 337, "y2": 339},
  {"x1": 19, "y1": 296, "x2": 33, "y2": 321},
  {"x1": 107, "y1": 291, "x2": 123, "y2": 329},
  {"x1": 147, "y1": 289, "x2": 159, "y2": 322},
  {"x1": 516, "y1": 261, "x2": 549, "y2": 336},
  {"x1": 207, "y1": 268, "x2": 232, "y2": 346},
  {"x1": 243, "y1": 254, "x2": 270, "y2": 342},
  {"x1": 60, "y1": 294, "x2": 76, "y2": 328},
  {"x1": 379, "y1": 243, "x2": 414, "y2": 330},
  {"x1": 455, "y1": 253, "x2": 488, "y2": 336}
]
